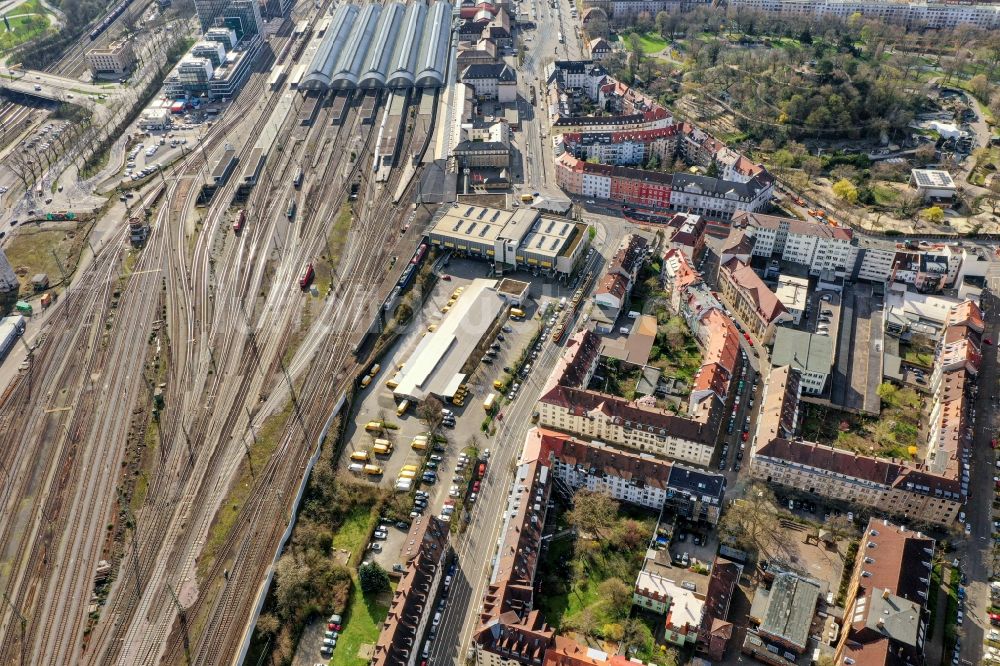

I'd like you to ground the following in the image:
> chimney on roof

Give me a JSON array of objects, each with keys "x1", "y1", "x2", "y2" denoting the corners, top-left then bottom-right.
[{"x1": 882, "y1": 588, "x2": 891, "y2": 600}]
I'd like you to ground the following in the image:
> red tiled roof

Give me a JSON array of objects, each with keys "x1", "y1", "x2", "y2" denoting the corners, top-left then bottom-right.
[
  {"x1": 532, "y1": 427, "x2": 675, "y2": 490},
  {"x1": 756, "y1": 437, "x2": 961, "y2": 496},
  {"x1": 662, "y1": 248, "x2": 700, "y2": 291},
  {"x1": 597, "y1": 272, "x2": 628, "y2": 299},
  {"x1": 371, "y1": 517, "x2": 450, "y2": 666},
  {"x1": 721, "y1": 257, "x2": 787, "y2": 324},
  {"x1": 539, "y1": 385, "x2": 714, "y2": 444}
]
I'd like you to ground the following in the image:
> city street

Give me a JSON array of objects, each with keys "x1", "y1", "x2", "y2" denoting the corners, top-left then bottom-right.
[
  {"x1": 961, "y1": 280, "x2": 1000, "y2": 666},
  {"x1": 513, "y1": 0, "x2": 580, "y2": 195},
  {"x1": 428, "y1": 221, "x2": 629, "y2": 664}
]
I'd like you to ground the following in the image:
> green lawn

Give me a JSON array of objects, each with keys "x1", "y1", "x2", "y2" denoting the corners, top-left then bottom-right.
[
  {"x1": 903, "y1": 350, "x2": 934, "y2": 367},
  {"x1": 0, "y1": 0, "x2": 52, "y2": 54},
  {"x1": 636, "y1": 32, "x2": 668, "y2": 55},
  {"x1": 331, "y1": 578, "x2": 392, "y2": 666},
  {"x1": 871, "y1": 184, "x2": 899, "y2": 205},
  {"x1": 331, "y1": 505, "x2": 377, "y2": 554},
  {"x1": 327, "y1": 498, "x2": 384, "y2": 664}
]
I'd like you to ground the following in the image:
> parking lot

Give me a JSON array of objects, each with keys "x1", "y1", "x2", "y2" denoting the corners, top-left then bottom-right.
[{"x1": 341, "y1": 256, "x2": 585, "y2": 563}]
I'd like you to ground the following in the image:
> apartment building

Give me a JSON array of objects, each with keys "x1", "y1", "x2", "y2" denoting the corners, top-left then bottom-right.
[
  {"x1": 732, "y1": 212, "x2": 856, "y2": 277},
  {"x1": 86, "y1": 39, "x2": 137, "y2": 78},
  {"x1": 774, "y1": 274, "x2": 809, "y2": 325},
  {"x1": 661, "y1": 248, "x2": 701, "y2": 313},
  {"x1": 558, "y1": 126, "x2": 679, "y2": 167},
  {"x1": 537, "y1": 330, "x2": 721, "y2": 467},
  {"x1": 924, "y1": 300, "x2": 981, "y2": 497},
  {"x1": 726, "y1": 0, "x2": 1000, "y2": 30},
  {"x1": 556, "y1": 154, "x2": 772, "y2": 217},
  {"x1": 667, "y1": 173, "x2": 773, "y2": 220},
  {"x1": 749, "y1": 366, "x2": 963, "y2": 526},
  {"x1": 473, "y1": 448, "x2": 555, "y2": 666},
  {"x1": 555, "y1": 153, "x2": 672, "y2": 208},
  {"x1": 663, "y1": 213, "x2": 706, "y2": 262},
  {"x1": 696, "y1": 559, "x2": 742, "y2": 661},
  {"x1": 633, "y1": 570, "x2": 704, "y2": 645},
  {"x1": 538, "y1": 384, "x2": 719, "y2": 466},
  {"x1": 551, "y1": 110, "x2": 674, "y2": 137},
  {"x1": 688, "y1": 308, "x2": 741, "y2": 422},
  {"x1": 718, "y1": 258, "x2": 791, "y2": 344},
  {"x1": 371, "y1": 517, "x2": 451, "y2": 666},
  {"x1": 853, "y1": 237, "x2": 978, "y2": 291},
  {"x1": 530, "y1": 428, "x2": 725, "y2": 522},
  {"x1": 834, "y1": 519, "x2": 935, "y2": 666},
  {"x1": 588, "y1": 37, "x2": 613, "y2": 60}
]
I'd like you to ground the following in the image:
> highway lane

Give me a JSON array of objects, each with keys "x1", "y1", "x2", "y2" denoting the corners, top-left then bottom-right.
[{"x1": 429, "y1": 223, "x2": 627, "y2": 664}]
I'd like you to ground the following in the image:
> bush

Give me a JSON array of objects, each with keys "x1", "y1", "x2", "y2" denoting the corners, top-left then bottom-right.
[{"x1": 359, "y1": 562, "x2": 391, "y2": 594}]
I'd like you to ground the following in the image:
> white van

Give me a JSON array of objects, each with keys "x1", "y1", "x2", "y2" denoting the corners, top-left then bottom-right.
[
  {"x1": 627, "y1": 311, "x2": 640, "y2": 319},
  {"x1": 349, "y1": 463, "x2": 364, "y2": 473},
  {"x1": 619, "y1": 327, "x2": 631, "y2": 335}
]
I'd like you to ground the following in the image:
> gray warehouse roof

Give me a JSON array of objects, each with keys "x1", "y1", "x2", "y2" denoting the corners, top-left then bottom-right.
[
  {"x1": 756, "y1": 572, "x2": 820, "y2": 652},
  {"x1": 301, "y1": 4, "x2": 359, "y2": 89},
  {"x1": 387, "y1": 0, "x2": 427, "y2": 88},
  {"x1": 414, "y1": 0, "x2": 452, "y2": 87},
  {"x1": 331, "y1": 3, "x2": 382, "y2": 89},
  {"x1": 770, "y1": 329, "x2": 833, "y2": 375},
  {"x1": 358, "y1": 1, "x2": 405, "y2": 88}
]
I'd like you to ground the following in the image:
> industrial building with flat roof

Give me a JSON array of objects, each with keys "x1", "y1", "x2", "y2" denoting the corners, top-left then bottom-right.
[
  {"x1": 427, "y1": 204, "x2": 587, "y2": 276},
  {"x1": 301, "y1": 0, "x2": 453, "y2": 90},
  {"x1": 390, "y1": 278, "x2": 507, "y2": 401}
]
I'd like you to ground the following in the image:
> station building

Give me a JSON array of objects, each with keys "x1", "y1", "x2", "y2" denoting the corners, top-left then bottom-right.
[
  {"x1": 300, "y1": 0, "x2": 453, "y2": 90},
  {"x1": 426, "y1": 204, "x2": 587, "y2": 277}
]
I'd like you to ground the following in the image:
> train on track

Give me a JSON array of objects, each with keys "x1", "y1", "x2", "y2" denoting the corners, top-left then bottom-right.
[{"x1": 89, "y1": 0, "x2": 136, "y2": 40}]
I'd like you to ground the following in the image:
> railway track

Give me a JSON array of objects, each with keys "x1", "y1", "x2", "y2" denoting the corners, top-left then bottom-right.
[
  {"x1": 0, "y1": 2, "x2": 433, "y2": 663},
  {"x1": 160, "y1": 93, "x2": 427, "y2": 664},
  {"x1": 0, "y1": 187, "x2": 168, "y2": 664}
]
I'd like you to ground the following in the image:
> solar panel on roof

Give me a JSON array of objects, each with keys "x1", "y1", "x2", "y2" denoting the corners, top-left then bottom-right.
[
  {"x1": 561, "y1": 223, "x2": 569, "y2": 235},
  {"x1": 468, "y1": 221, "x2": 476, "y2": 234},
  {"x1": 465, "y1": 206, "x2": 474, "y2": 216},
  {"x1": 551, "y1": 239, "x2": 559, "y2": 250},
  {"x1": 478, "y1": 208, "x2": 487, "y2": 219},
  {"x1": 480, "y1": 225, "x2": 490, "y2": 237},
  {"x1": 546, "y1": 220, "x2": 554, "y2": 233}
]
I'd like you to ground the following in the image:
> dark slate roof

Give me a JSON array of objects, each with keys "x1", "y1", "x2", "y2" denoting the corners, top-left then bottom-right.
[{"x1": 461, "y1": 62, "x2": 516, "y2": 81}]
